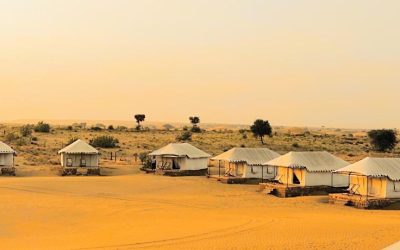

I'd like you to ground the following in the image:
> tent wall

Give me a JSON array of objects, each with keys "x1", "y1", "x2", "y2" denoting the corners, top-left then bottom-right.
[
  {"x1": 277, "y1": 166, "x2": 349, "y2": 187},
  {"x1": 183, "y1": 158, "x2": 208, "y2": 170},
  {"x1": 0, "y1": 153, "x2": 13, "y2": 167},
  {"x1": 306, "y1": 172, "x2": 349, "y2": 187},
  {"x1": 61, "y1": 153, "x2": 99, "y2": 167},
  {"x1": 386, "y1": 180, "x2": 400, "y2": 198},
  {"x1": 350, "y1": 176, "x2": 388, "y2": 198},
  {"x1": 155, "y1": 156, "x2": 208, "y2": 171},
  {"x1": 243, "y1": 165, "x2": 275, "y2": 179}
]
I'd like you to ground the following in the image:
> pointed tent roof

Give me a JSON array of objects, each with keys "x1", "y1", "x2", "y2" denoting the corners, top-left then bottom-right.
[
  {"x1": 211, "y1": 147, "x2": 280, "y2": 166},
  {"x1": 58, "y1": 139, "x2": 99, "y2": 155},
  {"x1": 265, "y1": 151, "x2": 349, "y2": 172},
  {"x1": 335, "y1": 157, "x2": 400, "y2": 181},
  {"x1": 0, "y1": 141, "x2": 16, "y2": 154},
  {"x1": 149, "y1": 143, "x2": 210, "y2": 159}
]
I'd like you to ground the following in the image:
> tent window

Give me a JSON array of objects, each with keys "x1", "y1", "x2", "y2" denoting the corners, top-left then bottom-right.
[
  {"x1": 80, "y1": 158, "x2": 86, "y2": 167},
  {"x1": 394, "y1": 182, "x2": 400, "y2": 192},
  {"x1": 67, "y1": 158, "x2": 73, "y2": 167}
]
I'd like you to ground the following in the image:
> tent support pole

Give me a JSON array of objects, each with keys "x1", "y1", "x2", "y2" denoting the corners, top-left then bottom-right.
[
  {"x1": 261, "y1": 165, "x2": 264, "y2": 183},
  {"x1": 366, "y1": 176, "x2": 369, "y2": 202},
  {"x1": 218, "y1": 160, "x2": 221, "y2": 181},
  {"x1": 287, "y1": 168, "x2": 289, "y2": 188}
]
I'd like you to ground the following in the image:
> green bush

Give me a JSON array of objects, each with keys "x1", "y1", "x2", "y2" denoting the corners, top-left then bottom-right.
[
  {"x1": 176, "y1": 131, "x2": 192, "y2": 141},
  {"x1": 34, "y1": 121, "x2": 51, "y2": 133},
  {"x1": 90, "y1": 136, "x2": 119, "y2": 148},
  {"x1": 20, "y1": 124, "x2": 33, "y2": 137}
]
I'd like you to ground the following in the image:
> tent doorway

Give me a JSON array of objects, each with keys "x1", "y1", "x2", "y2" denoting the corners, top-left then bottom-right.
[
  {"x1": 293, "y1": 172, "x2": 301, "y2": 185},
  {"x1": 172, "y1": 159, "x2": 180, "y2": 170}
]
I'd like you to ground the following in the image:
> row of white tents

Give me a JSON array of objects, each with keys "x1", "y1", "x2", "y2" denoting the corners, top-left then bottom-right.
[
  {"x1": 2, "y1": 139, "x2": 400, "y2": 200},
  {"x1": 148, "y1": 143, "x2": 400, "y2": 200}
]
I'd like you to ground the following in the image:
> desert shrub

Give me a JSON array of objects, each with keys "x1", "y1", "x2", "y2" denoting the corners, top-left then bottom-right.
[
  {"x1": 90, "y1": 126, "x2": 103, "y2": 131},
  {"x1": 176, "y1": 131, "x2": 192, "y2": 141},
  {"x1": 67, "y1": 126, "x2": 73, "y2": 131},
  {"x1": 20, "y1": 124, "x2": 33, "y2": 137},
  {"x1": 16, "y1": 138, "x2": 28, "y2": 146},
  {"x1": 139, "y1": 152, "x2": 150, "y2": 165},
  {"x1": 31, "y1": 136, "x2": 38, "y2": 141},
  {"x1": 116, "y1": 126, "x2": 128, "y2": 131},
  {"x1": 292, "y1": 142, "x2": 300, "y2": 148},
  {"x1": 191, "y1": 126, "x2": 201, "y2": 133},
  {"x1": 368, "y1": 129, "x2": 397, "y2": 152},
  {"x1": 90, "y1": 136, "x2": 119, "y2": 148},
  {"x1": 5, "y1": 132, "x2": 19, "y2": 143},
  {"x1": 163, "y1": 124, "x2": 175, "y2": 131},
  {"x1": 34, "y1": 121, "x2": 51, "y2": 133},
  {"x1": 108, "y1": 125, "x2": 114, "y2": 130}
]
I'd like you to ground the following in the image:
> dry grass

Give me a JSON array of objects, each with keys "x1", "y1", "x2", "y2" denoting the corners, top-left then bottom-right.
[{"x1": 0, "y1": 123, "x2": 399, "y2": 169}]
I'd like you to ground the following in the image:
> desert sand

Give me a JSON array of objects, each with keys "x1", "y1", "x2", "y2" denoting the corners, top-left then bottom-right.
[{"x1": 0, "y1": 169, "x2": 399, "y2": 250}]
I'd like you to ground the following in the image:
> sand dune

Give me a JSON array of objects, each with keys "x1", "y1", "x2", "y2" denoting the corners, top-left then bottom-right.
[{"x1": 0, "y1": 172, "x2": 399, "y2": 249}]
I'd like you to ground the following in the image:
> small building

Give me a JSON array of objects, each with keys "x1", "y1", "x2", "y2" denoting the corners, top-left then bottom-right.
[
  {"x1": 261, "y1": 151, "x2": 349, "y2": 197},
  {"x1": 58, "y1": 140, "x2": 100, "y2": 175},
  {"x1": 148, "y1": 143, "x2": 210, "y2": 176},
  {"x1": 210, "y1": 147, "x2": 280, "y2": 184},
  {"x1": 0, "y1": 141, "x2": 16, "y2": 176},
  {"x1": 330, "y1": 157, "x2": 400, "y2": 209}
]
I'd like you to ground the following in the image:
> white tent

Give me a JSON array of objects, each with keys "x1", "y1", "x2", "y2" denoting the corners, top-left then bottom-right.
[
  {"x1": 58, "y1": 140, "x2": 100, "y2": 167},
  {"x1": 335, "y1": 157, "x2": 400, "y2": 198},
  {"x1": 211, "y1": 147, "x2": 280, "y2": 179},
  {"x1": 265, "y1": 151, "x2": 349, "y2": 187},
  {"x1": 149, "y1": 143, "x2": 210, "y2": 171},
  {"x1": 0, "y1": 141, "x2": 16, "y2": 167}
]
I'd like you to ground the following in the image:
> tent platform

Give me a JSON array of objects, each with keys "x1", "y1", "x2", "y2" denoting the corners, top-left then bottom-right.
[
  {"x1": 329, "y1": 193, "x2": 400, "y2": 209},
  {"x1": 0, "y1": 167, "x2": 16, "y2": 176},
  {"x1": 259, "y1": 182, "x2": 347, "y2": 198},
  {"x1": 154, "y1": 169, "x2": 208, "y2": 177},
  {"x1": 61, "y1": 167, "x2": 100, "y2": 176},
  {"x1": 208, "y1": 175, "x2": 263, "y2": 185}
]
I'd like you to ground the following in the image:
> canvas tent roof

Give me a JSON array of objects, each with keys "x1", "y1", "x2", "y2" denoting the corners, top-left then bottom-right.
[
  {"x1": 149, "y1": 143, "x2": 210, "y2": 159},
  {"x1": 265, "y1": 151, "x2": 349, "y2": 172},
  {"x1": 58, "y1": 139, "x2": 99, "y2": 155},
  {"x1": 335, "y1": 157, "x2": 400, "y2": 181},
  {"x1": 211, "y1": 147, "x2": 280, "y2": 166},
  {"x1": 0, "y1": 141, "x2": 16, "y2": 154}
]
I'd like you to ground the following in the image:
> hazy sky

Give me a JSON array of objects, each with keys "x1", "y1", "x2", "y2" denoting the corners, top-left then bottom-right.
[{"x1": 1, "y1": 0, "x2": 400, "y2": 128}]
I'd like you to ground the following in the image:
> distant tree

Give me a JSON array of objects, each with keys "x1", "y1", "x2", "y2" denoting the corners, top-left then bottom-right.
[
  {"x1": 90, "y1": 136, "x2": 119, "y2": 148},
  {"x1": 108, "y1": 125, "x2": 115, "y2": 131},
  {"x1": 189, "y1": 116, "x2": 201, "y2": 133},
  {"x1": 20, "y1": 124, "x2": 33, "y2": 137},
  {"x1": 250, "y1": 119, "x2": 272, "y2": 144},
  {"x1": 134, "y1": 114, "x2": 146, "y2": 131},
  {"x1": 34, "y1": 121, "x2": 51, "y2": 133},
  {"x1": 368, "y1": 129, "x2": 397, "y2": 152}
]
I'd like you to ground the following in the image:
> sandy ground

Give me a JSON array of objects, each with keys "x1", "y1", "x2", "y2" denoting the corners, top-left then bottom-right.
[{"x1": 0, "y1": 171, "x2": 400, "y2": 250}]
